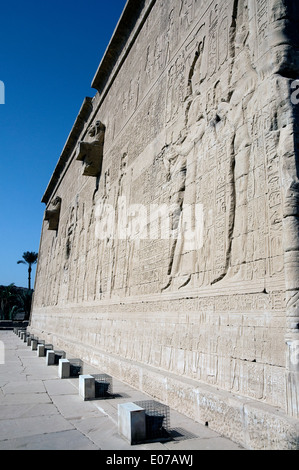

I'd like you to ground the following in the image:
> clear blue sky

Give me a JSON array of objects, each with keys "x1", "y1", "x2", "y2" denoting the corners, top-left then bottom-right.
[{"x1": 0, "y1": 0, "x2": 127, "y2": 288}]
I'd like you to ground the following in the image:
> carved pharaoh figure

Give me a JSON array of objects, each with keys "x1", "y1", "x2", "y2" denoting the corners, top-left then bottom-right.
[
  {"x1": 161, "y1": 29, "x2": 207, "y2": 291},
  {"x1": 161, "y1": 107, "x2": 206, "y2": 291}
]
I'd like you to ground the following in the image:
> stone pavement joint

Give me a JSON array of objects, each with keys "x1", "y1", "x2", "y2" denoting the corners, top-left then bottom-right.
[{"x1": 0, "y1": 331, "x2": 244, "y2": 451}]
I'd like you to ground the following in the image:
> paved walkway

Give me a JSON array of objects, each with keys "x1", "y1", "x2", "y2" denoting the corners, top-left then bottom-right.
[{"x1": 0, "y1": 331, "x2": 244, "y2": 451}]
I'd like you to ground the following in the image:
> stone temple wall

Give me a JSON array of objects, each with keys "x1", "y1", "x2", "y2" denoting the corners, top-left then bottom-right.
[{"x1": 30, "y1": 0, "x2": 299, "y2": 449}]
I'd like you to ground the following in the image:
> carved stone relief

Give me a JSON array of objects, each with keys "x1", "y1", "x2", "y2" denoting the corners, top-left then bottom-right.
[
  {"x1": 76, "y1": 120, "x2": 105, "y2": 177},
  {"x1": 30, "y1": 0, "x2": 299, "y2": 434},
  {"x1": 44, "y1": 196, "x2": 62, "y2": 231}
]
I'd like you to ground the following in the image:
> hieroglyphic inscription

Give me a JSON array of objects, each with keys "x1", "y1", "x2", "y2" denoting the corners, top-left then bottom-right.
[{"x1": 31, "y1": 0, "x2": 299, "y2": 425}]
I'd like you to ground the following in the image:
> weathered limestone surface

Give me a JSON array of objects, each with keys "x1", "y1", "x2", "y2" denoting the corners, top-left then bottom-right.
[{"x1": 30, "y1": 0, "x2": 299, "y2": 449}]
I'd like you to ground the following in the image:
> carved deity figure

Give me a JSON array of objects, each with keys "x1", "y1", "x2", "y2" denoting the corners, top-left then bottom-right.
[
  {"x1": 212, "y1": 14, "x2": 258, "y2": 284},
  {"x1": 108, "y1": 152, "x2": 131, "y2": 296},
  {"x1": 191, "y1": 1, "x2": 259, "y2": 288}
]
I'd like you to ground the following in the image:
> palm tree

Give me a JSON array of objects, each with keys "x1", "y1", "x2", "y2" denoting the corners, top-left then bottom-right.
[
  {"x1": 15, "y1": 288, "x2": 34, "y2": 320},
  {"x1": 17, "y1": 252, "x2": 38, "y2": 290},
  {"x1": 0, "y1": 284, "x2": 17, "y2": 320}
]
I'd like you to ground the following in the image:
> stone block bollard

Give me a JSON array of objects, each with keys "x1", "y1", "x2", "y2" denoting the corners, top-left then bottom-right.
[
  {"x1": 31, "y1": 339, "x2": 38, "y2": 351},
  {"x1": 118, "y1": 403, "x2": 146, "y2": 445},
  {"x1": 37, "y1": 344, "x2": 45, "y2": 357},
  {"x1": 58, "y1": 359, "x2": 70, "y2": 379},
  {"x1": 46, "y1": 350, "x2": 55, "y2": 366},
  {"x1": 79, "y1": 375, "x2": 95, "y2": 401}
]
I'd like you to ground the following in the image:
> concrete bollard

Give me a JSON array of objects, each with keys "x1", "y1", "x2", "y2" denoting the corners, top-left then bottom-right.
[
  {"x1": 31, "y1": 339, "x2": 38, "y2": 351},
  {"x1": 58, "y1": 359, "x2": 70, "y2": 379},
  {"x1": 27, "y1": 336, "x2": 32, "y2": 347},
  {"x1": 37, "y1": 344, "x2": 45, "y2": 357},
  {"x1": 46, "y1": 350, "x2": 55, "y2": 366},
  {"x1": 79, "y1": 375, "x2": 95, "y2": 401},
  {"x1": 118, "y1": 403, "x2": 146, "y2": 445}
]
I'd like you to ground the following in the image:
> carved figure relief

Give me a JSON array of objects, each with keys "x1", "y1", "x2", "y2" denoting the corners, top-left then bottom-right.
[
  {"x1": 107, "y1": 152, "x2": 130, "y2": 296},
  {"x1": 161, "y1": 0, "x2": 268, "y2": 290},
  {"x1": 94, "y1": 168, "x2": 112, "y2": 299},
  {"x1": 161, "y1": 31, "x2": 207, "y2": 291},
  {"x1": 165, "y1": 52, "x2": 186, "y2": 126},
  {"x1": 211, "y1": 33, "x2": 257, "y2": 283}
]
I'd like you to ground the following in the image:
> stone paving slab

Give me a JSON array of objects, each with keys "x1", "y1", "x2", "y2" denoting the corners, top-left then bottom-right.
[
  {"x1": 0, "y1": 403, "x2": 59, "y2": 420},
  {"x1": 0, "y1": 414, "x2": 74, "y2": 441},
  {"x1": 0, "y1": 331, "x2": 245, "y2": 451},
  {"x1": 1, "y1": 391, "x2": 51, "y2": 406},
  {"x1": 0, "y1": 429, "x2": 99, "y2": 451}
]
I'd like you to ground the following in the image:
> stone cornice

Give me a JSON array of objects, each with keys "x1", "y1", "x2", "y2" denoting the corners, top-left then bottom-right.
[
  {"x1": 42, "y1": 97, "x2": 93, "y2": 205},
  {"x1": 91, "y1": 0, "x2": 156, "y2": 96}
]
